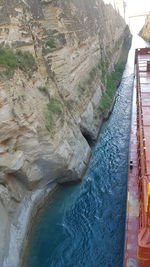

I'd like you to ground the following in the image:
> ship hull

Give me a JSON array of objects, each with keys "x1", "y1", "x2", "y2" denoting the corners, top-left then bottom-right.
[{"x1": 124, "y1": 48, "x2": 150, "y2": 267}]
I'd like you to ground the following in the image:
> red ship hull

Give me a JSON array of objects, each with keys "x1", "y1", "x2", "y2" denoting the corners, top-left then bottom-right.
[{"x1": 124, "y1": 48, "x2": 150, "y2": 267}]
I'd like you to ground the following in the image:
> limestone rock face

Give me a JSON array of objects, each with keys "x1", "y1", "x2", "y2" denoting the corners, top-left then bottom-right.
[
  {"x1": 140, "y1": 13, "x2": 150, "y2": 42},
  {"x1": 0, "y1": 0, "x2": 130, "y2": 186},
  {"x1": 0, "y1": 0, "x2": 131, "y2": 265}
]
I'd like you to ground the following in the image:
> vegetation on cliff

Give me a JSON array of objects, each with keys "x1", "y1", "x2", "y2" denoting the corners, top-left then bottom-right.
[
  {"x1": 46, "y1": 40, "x2": 57, "y2": 49},
  {"x1": 0, "y1": 47, "x2": 36, "y2": 76},
  {"x1": 45, "y1": 98, "x2": 64, "y2": 131},
  {"x1": 76, "y1": 42, "x2": 130, "y2": 115},
  {"x1": 99, "y1": 30, "x2": 131, "y2": 113},
  {"x1": 99, "y1": 60, "x2": 125, "y2": 111}
]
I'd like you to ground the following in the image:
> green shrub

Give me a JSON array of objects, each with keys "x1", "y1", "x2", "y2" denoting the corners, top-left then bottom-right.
[
  {"x1": 0, "y1": 47, "x2": 17, "y2": 69},
  {"x1": 45, "y1": 98, "x2": 63, "y2": 131},
  {"x1": 47, "y1": 98, "x2": 63, "y2": 115},
  {"x1": 45, "y1": 112, "x2": 55, "y2": 130},
  {"x1": 15, "y1": 50, "x2": 36, "y2": 72},
  {"x1": 0, "y1": 47, "x2": 36, "y2": 75},
  {"x1": 99, "y1": 92, "x2": 111, "y2": 110},
  {"x1": 46, "y1": 40, "x2": 56, "y2": 49},
  {"x1": 99, "y1": 59, "x2": 126, "y2": 111},
  {"x1": 97, "y1": 60, "x2": 109, "y2": 85}
]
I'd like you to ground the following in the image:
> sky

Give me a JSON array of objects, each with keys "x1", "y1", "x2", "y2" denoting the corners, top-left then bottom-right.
[
  {"x1": 104, "y1": 0, "x2": 150, "y2": 18},
  {"x1": 125, "y1": 0, "x2": 150, "y2": 34},
  {"x1": 126, "y1": 0, "x2": 150, "y2": 15}
]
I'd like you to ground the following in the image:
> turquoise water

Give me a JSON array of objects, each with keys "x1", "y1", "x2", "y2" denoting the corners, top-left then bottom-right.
[{"x1": 26, "y1": 35, "x2": 148, "y2": 267}]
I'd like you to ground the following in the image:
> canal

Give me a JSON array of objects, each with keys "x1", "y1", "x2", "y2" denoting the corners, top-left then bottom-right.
[{"x1": 26, "y1": 31, "x2": 148, "y2": 267}]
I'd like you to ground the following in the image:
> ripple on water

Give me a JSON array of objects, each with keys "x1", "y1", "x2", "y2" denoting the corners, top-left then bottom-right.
[{"x1": 26, "y1": 63, "x2": 135, "y2": 266}]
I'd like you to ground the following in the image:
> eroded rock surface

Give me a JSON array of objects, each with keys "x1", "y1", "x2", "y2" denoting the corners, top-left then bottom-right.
[
  {"x1": 0, "y1": 0, "x2": 131, "y2": 265},
  {"x1": 139, "y1": 13, "x2": 150, "y2": 42}
]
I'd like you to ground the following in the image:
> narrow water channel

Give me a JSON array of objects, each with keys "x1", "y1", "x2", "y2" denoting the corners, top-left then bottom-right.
[{"x1": 26, "y1": 33, "x2": 148, "y2": 267}]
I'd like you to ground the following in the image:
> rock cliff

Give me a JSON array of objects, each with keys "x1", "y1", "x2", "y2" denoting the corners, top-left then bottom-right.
[
  {"x1": 0, "y1": 0, "x2": 131, "y2": 266},
  {"x1": 139, "y1": 13, "x2": 150, "y2": 42}
]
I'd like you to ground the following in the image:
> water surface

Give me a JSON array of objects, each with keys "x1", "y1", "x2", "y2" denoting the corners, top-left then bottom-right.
[{"x1": 26, "y1": 32, "x2": 149, "y2": 267}]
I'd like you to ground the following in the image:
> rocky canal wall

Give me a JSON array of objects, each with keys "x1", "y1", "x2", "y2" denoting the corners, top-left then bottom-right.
[{"x1": 0, "y1": 0, "x2": 131, "y2": 266}]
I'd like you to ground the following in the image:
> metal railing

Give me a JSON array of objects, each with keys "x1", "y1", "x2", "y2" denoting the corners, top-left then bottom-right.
[{"x1": 135, "y1": 48, "x2": 150, "y2": 262}]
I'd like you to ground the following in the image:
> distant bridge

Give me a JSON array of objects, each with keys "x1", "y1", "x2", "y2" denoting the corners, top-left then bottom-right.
[{"x1": 129, "y1": 11, "x2": 150, "y2": 18}]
